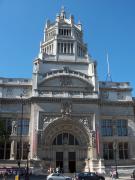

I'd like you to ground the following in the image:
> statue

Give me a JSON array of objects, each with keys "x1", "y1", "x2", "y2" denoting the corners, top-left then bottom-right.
[{"x1": 11, "y1": 121, "x2": 17, "y2": 135}]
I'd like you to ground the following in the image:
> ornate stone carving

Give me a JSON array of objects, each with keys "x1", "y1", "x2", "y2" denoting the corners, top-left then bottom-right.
[
  {"x1": 60, "y1": 76, "x2": 72, "y2": 86},
  {"x1": 39, "y1": 114, "x2": 59, "y2": 130},
  {"x1": 79, "y1": 116, "x2": 93, "y2": 130},
  {"x1": 80, "y1": 117, "x2": 88, "y2": 125},
  {"x1": 61, "y1": 101, "x2": 72, "y2": 116},
  {"x1": 43, "y1": 117, "x2": 56, "y2": 130}
]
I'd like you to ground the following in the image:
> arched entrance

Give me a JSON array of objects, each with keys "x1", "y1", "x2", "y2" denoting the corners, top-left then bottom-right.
[
  {"x1": 42, "y1": 117, "x2": 91, "y2": 173},
  {"x1": 53, "y1": 132, "x2": 79, "y2": 173}
]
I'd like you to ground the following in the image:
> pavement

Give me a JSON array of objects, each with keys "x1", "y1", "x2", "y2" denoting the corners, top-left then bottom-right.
[
  {"x1": 105, "y1": 176, "x2": 131, "y2": 180},
  {"x1": 0, "y1": 174, "x2": 132, "y2": 180}
]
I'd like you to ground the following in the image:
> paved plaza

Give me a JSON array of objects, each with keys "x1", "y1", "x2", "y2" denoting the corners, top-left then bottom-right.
[{"x1": 0, "y1": 174, "x2": 132, "y2": 180}]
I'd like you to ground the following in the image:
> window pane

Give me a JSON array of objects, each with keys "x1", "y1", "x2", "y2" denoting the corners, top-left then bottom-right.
[
  {"x1": 63, "y1": 133, "x2": 68, "y2": 145},
  {"x1": 101, "y1": 120, "x2": 113, "y2": 136},
  {"x1": 103, "y1": 142, "x2": 113, "y2": 160},
  {"x1": 57, "y1": 134, "x2": 62, "y2": 145},
  {"x1": 69, "y1": 134, "x2": 74, "y2": 145},
  {"x1": 56, "y1": 152, "x2": 63, "y2": 161},
  {"x1": 117, "y1": 120, "x2": 128, "y2": 136},
  {"x1": 118, "y1": 142, "x2": 128, "y2": 159}
]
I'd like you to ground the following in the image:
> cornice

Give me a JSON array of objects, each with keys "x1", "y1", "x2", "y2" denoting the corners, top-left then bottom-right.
[
  {"x1": 42, "y1": 60, "x2": 89, "y2": 65},
  {"x1": 30, "y1": 96, "x2": 99, "y2": 104},
  {"x1": 0, "y1": 98, "x2": 31, "y2": 104},
  {"x1": 0, "y1": 97, "x2": 133, "y2": 107},
  {"x1": 100, "y1": 87, "x2": 132, "y2": 92},
  {"x1": 98, "y1": 99, "x2": 134, "y2": 106}
]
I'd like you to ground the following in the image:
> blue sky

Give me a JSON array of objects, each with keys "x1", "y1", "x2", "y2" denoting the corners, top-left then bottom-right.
[{"x1": 0, "y1": 0, "x2": 135, "y2": 95}]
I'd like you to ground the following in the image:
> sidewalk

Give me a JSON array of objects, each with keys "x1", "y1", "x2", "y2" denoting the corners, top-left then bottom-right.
[{"x1": 105, "y1": 176, "x2": 131, "y2": 180}]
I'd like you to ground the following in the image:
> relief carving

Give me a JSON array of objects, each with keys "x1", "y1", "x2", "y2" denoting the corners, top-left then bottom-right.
[
  {"x1": 60, "y1": 76, "x2": 72, "y2": 86},
  {"x1": 61, "y1": 101, "x2": 72, "y2": 116},
  {"x1": 79, "y1": 116, "x2": 93, "y2": 130},
  {"x1": 39, "y1": 114, "x2": 59, "y2": 130}
]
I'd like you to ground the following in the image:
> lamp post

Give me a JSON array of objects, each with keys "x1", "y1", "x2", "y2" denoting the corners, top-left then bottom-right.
[
  {"x1": 87, "y1": 158, "x2": 90, "y2": 172},
  {"x1": 113, "y1": 141, "x2": 118, "y2": 178},
  {"x1": 25, "y1": 144, "x2": 30, "y2": 180},
  {"x1": 17, "y1": 94, "x2": 23, "y2": 179}
]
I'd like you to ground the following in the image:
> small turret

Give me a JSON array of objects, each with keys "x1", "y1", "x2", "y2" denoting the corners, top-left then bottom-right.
[
  {"x1": 78, "y1": 20, "x2": 82, "y2": 31},
  {"x1": 45, "y1": 19, "x2": 51, "y2": 28},
  {"x1": 70, "y1": 14, "x2": 74, "y2": 25},
  {"x1": 56, "y1": 13, "x2": 60, "y2": 22},
  {"x1": 60, "y1": 6, "x2": 66, "y2": 19}
]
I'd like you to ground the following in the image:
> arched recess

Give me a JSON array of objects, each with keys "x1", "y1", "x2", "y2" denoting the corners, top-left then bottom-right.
[
  {"x1": 43, "y1": 117, "x2": 91, "y2": 146},
  {"x1": 41, "y1": 117, "x2": 92, "y2": 173},
  {"x1": 38, "y1": 69, "x2": 94, "y2": 90}
]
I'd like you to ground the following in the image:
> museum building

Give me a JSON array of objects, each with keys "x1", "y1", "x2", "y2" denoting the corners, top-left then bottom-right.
[{"x1": 0, "y1": 8, "x2": 135, "y2": 173}]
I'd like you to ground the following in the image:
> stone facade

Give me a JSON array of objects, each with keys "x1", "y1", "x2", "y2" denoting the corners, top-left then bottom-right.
[{"x1": 0, "y1": 8, "x2": 135, "y2": 173}]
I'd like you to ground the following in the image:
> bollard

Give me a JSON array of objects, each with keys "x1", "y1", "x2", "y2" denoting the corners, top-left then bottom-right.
[{"x1": 15, "y1": 175, "x2": 19, "y2": 180}]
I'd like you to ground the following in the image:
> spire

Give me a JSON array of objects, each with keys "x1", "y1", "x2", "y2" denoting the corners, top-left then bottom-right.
[
  {"x1": 56, "y1": 13, "x2": 60, "y2": 22},
  {"x1": 78, "y1": 19, "x2": 82, "y2": 31},
  {"x1": 60, "y1": 6, "x2": 66, "y2": 19},
  {"x1": 70, "y1": 14, "x2": 74, "y2": 25},
  {"x1": 106, "y1": 52, "x2": 112, "y2": 81}
]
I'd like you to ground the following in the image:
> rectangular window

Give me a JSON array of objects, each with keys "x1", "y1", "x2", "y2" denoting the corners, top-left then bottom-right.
[
  {"x1": 119, "y1": 142, "x2": 128, "y2": 159},
  {"x1": 56, "y1": 152, "x2": 63, "y2": 161},
  {"x1": 57, "y1": 134, "x2": 62, "y2": 145},
  {"x1": 117, "y1": 120, "x2": 128, "y2": 136},
  {"x1": 17, "y1": 119, "x2": 29, "y2": 135},
  {"x1": 101, "y1": 120, "x2": 113, "y2": 136},
  {"x1": 103, "y1": 142, "x2": 113, "y2": 160}
]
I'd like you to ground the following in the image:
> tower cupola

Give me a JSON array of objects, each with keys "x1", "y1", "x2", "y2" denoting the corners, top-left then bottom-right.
[{"x1": 40, "y1": 8, "x2": 90, "y2": 63}]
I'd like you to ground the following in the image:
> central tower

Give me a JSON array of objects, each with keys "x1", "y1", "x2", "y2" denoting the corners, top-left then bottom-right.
[{"x1": 30, "y1": 8, "x2": 99, "y2": 173}]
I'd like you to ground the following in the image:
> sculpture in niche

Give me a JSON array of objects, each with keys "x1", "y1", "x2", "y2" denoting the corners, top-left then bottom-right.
[
  {"x1": 61, "y1": 101, "x2": 72, "y2": 116},
  {"x1": 11, "y1": 120, "x2": 17, "y2": 135}
]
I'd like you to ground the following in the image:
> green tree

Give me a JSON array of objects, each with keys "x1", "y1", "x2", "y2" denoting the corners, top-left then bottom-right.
[
  {"x1": 0, "y1": 118, "x2": 11, "y2": 159},
  {"x1": 0, "y1": 118, "x2": 11, "y2": 142}
]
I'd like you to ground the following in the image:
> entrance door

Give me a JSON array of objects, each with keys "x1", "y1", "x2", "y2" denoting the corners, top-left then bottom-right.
[
  {"x1": 68, "y1": 152, "x2": 76, "y2": 173},
  {"x1": 56, "y1": 152, "x2": 63, "y2": 172}
]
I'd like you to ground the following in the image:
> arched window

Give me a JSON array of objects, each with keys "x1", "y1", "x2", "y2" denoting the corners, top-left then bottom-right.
[{"x1": 53, "y1": 133, "x2": 79, "y2": 145}]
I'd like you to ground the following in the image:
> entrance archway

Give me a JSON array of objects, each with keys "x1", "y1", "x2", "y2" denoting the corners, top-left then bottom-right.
[
  {"x1": 53, "y1": 132, "x2": 79, "y2": 173},
  {"x1": 42, "y1": 118, "x2": 91, "y2": 173}
]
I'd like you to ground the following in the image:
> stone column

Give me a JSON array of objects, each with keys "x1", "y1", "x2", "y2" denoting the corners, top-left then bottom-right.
[
  {"x1": 92, "y1": 114, "x2": 95, "y2": 131},
  {"x1": 10, "y1": 140, "x2": 15, "y2": 160},
  {"x1": 31, "y1": 129, "x2": 38, "y2": 159}
]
